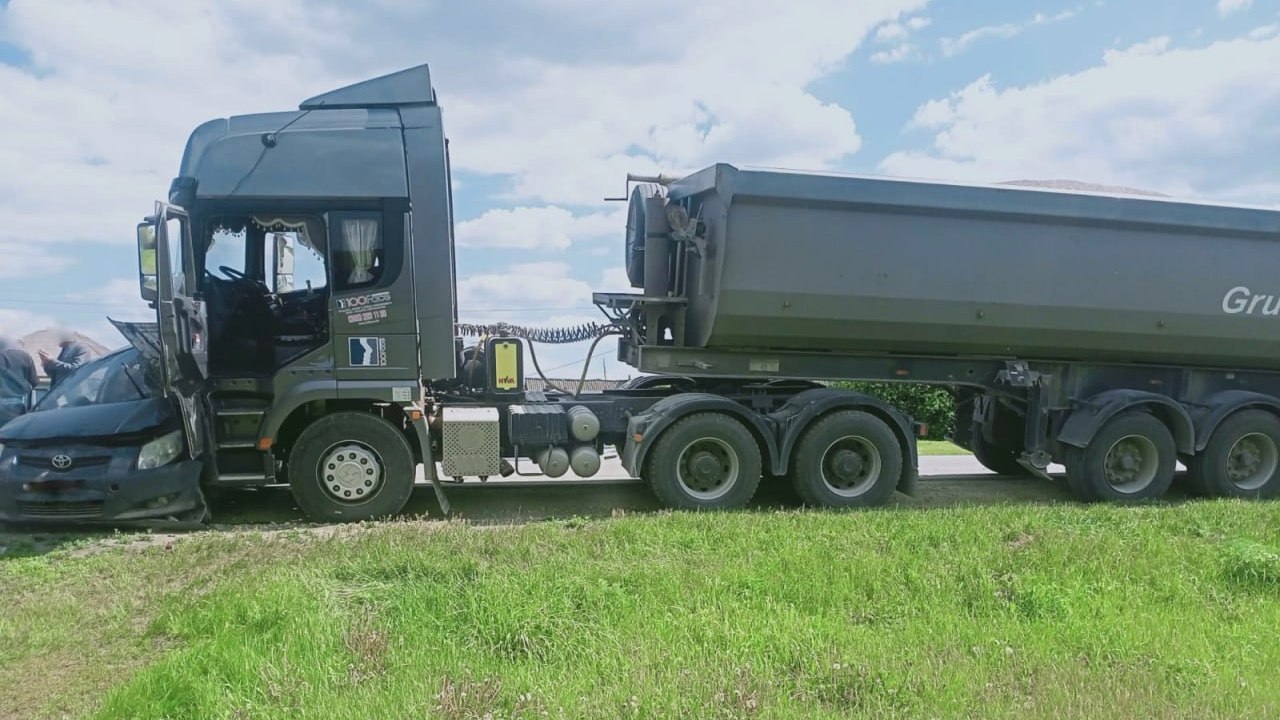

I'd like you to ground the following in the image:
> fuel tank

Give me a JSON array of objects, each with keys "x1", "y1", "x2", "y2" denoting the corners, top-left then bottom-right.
[{"x1": 629, "y1": 164, "x2": 1280, "y2": 370}]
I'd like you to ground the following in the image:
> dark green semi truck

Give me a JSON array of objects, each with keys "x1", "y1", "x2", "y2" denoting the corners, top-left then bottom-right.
[{"x1": 118, "y1": 64, "x2": 1280, "y2": 522}]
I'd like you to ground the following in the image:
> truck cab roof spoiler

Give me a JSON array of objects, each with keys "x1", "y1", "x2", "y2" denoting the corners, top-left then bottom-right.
[{"x1": 299, "y1": 64, "x2": 436, "y2": 110}]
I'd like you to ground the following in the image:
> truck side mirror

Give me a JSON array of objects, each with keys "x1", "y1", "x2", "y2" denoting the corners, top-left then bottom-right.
[{"x1": 137, "y1": 222, "x2": 158, "y2": 302}]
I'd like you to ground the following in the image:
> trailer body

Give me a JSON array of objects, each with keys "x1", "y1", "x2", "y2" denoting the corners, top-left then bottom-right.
[{"x1": 618, "y1": 164, "x2": 1280, "y2": 369}]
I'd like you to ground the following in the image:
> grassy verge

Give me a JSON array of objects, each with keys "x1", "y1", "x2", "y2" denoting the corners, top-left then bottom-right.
[
  {"x1": 917, "y1": 440, "x2": 970, "y2": 455},
  {"x1": 4, "y1": 502, "x2": 1280, "y2": 719}
]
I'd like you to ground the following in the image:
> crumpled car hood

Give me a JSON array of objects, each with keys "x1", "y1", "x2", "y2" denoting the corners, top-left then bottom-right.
[{"x1": 0, "y1": 397, "x2": 175, "y2": 442}]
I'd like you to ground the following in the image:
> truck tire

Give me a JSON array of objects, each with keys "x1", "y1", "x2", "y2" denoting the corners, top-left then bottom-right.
[
  {"x1": 644, "y1": 412, "x2": 762, "y2": 510},
  {"x1": 1188, "y1": 409, "x2": 1280, "y2": 499},
  {"x1": 970, "y1": 429, "x2": 1031, "y2": 477},
  {"x1": 287, "y1": 412, "x2": 416, "y2": 522},
  {"x1": 789, "y1": 410, "x2": 902, "y2": 508},
  {"x1": 1064, "y1": 410, "x2": 1175, "y2": 503}
]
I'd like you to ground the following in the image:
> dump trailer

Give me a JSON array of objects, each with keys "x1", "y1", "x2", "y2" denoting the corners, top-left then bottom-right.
[
  {"x1": 9, "y1": 62, "x2": 1278, "y2": 525},
  {"x1": 603, "y1": 164, "x2": 1280, "y2": 502}
]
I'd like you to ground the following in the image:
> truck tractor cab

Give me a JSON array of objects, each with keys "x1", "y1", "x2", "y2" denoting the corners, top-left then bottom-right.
[{"x1": 132, "y1": 65, "x2": 458, "y2": 515}]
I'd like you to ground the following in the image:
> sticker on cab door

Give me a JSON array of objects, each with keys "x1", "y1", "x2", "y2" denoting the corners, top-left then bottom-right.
[
  {"x1": 348, "y1": 337, "x2": 387, "y2": 367},
  {"x1": 337, "y1": 291, "x2": 392, "y2": 326}
]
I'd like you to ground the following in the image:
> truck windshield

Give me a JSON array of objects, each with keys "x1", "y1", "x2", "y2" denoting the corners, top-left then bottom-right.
[{"x1": 37, "y1": 349, "x2": 160, "y2": 411}]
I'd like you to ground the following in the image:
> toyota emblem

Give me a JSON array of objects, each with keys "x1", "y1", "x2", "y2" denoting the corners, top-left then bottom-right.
[{"x1": 50, "y1": 454, "x2": 73, "y2": 470}]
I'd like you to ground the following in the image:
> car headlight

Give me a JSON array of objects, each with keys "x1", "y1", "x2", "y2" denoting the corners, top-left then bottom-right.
[{"x1": 137, "y1": 430, "x2": 183, "y2": 470}]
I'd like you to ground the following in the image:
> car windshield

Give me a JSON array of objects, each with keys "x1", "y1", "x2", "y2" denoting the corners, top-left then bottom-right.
[{"x1": 36, "y1": 348, "x2": 160, "y2": 410}]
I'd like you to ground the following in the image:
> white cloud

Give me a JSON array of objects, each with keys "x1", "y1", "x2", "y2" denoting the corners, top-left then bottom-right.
[
  {"x1": 1249, "y1": 25, "x2": 1279, "y2": 39},
  {"x1": 874, "y1": 14, "x2": 930, "y2": 43},
  {"x1": 0, "y1": 242, "x2": 73, "y2": 278},
  {"x1": 881, "y1": 32, "x2": 1280, "y2": 206},
  {"x1": 871, "y1": 13, "x2": 930, "y2": 63},
  {"x1": 599, "y1": 267, "x2": 631, "y2": 292},
  {"x1": 458, "y1": 262, "x2": 594, "y2": 315},
  {"x1": 456, "y1": 206, "x2": 624, "y2": 250},
  {"x1": 0, "y1": 3, "x2": 920, "y2": 260},
  {"x1": 1102, "y1": 36, "x2": 1171, "y2": 63},
  {"x1": 871, "y1": 44, "x2": 919, "y2": 64},
  {"x1": 1218, "y1": 0, "x2": 1253, "y2": 16},
  {"x1": 0, "y1": 309, "x2": 57, "y2": 339},
  {"x1": 875, "y1": 22, "x2": 909, "y2": 43},
  {"x1": 940, "y1": 10, "x2": 1076, "y2": 57},
  {"x1": 69, "y1": 278, "x2": 154, "y2": 321}
]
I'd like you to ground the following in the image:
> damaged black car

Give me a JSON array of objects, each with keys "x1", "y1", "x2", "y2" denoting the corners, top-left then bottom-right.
[{"x1": 0, "y1": 343, "x2": 206, "y2": 525}]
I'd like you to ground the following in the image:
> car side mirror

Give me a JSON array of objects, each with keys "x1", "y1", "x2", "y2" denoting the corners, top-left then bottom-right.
[{"x1": 137, "y1": 222, "x2": 158, "y2": 302}]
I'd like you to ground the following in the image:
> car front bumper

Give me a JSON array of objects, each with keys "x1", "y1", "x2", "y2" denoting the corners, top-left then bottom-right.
[{"x1": 0, "y1": 446, "x2": 204, "y2": 524}]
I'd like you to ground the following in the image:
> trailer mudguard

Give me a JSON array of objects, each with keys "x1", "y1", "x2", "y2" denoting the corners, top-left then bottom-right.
[
  {"x1": 1058, "y1": 389, "x2": 1194, "y2": 455},
  {"x1": 770, "y1": 388, "x2": 920, "y2": 495},
  {"x1": 622, "y1": 393, "x2": 780, "y2": 479},
  {"x1": 1189, "y1": 390, "x2": 1280, "y2": 452}
]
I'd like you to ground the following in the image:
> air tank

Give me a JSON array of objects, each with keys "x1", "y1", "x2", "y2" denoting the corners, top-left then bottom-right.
[
  {"x1": 566, "y1": 406, "x2": 600, "y2": 443},
  {"x1": 628, "y1": 164, "x2": 1280, "y2": 371},
  {"x1": 569, "y1": 445, "x2": 601, "y2": 477},
  {"x1": 536, "y1": 447, "x2": 569, "y2": 478}
]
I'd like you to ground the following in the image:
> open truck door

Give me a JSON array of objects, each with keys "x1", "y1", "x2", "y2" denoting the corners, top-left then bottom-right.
[{"x1": 136, "y1": 201, "x2": 208, "y2": 460}]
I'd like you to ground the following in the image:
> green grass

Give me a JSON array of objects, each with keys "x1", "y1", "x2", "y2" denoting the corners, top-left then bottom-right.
[
  {"x1": 5, "y1": 502, "x2": 1280, "y2": 719},
  {"x1": 917, "y1": 440, "x2": 970, "y2": 455}
]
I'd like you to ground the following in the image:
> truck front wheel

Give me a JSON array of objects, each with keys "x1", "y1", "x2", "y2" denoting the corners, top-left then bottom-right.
[
  {"x1": 789, "y1": 410, "x2": 903, "y2": 508},
  {"x1": 644, "y1": 412, "x2": 762, "y2": 510},
  {"x1": 288, "y1": 412, "x2": 416, "y2": 522}
]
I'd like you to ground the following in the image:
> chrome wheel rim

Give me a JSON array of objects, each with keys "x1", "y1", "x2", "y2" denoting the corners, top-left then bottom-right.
[
  {"x1": 676, "y1": 438, "x2": 739, "y2": 501},
  {"x1": 1226, "y1": 432, "x2": 1278, "y2": 491},
  {"x1": 319, "y1": 442, "x2": 383, "y2": 503},
  {"x1": 819, "y1": 435, "x2": 882, "y2": 497},
  {"x1": 1103, "y1": 434, "x2": 1159, "y2": 494}
]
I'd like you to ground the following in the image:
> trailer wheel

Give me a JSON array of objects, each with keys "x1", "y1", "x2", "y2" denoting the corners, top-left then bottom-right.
[
  {"x1": 288, "y1": 412, "x2": 416, "y2": 522},
  {"x1": 1188, "y1": 410, "x2": 1280, "y2": 499},
  {"x1": 789, "y1": 410, "x2": 902, "y2": 508},
  {"x1": 970, "y1": 429, "x2": 1031, "y2": 477},
  {"x1": 1064, "y1": 410, "x2": 1175, "y2": 503},
  {"x1": 644, "y1": 412, "x2": 762, "y2": 510}
]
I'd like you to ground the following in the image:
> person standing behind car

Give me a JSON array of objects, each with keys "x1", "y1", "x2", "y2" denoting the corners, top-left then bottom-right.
[
  {"x1": 0, "y1": 336, "x2": 37, "y2": 424},
  {"x1": 38, "y1": 330, "x2": 89, "y2": 388}
]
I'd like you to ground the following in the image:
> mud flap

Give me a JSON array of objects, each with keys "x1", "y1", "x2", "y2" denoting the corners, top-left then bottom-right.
[
  {"x1": 898, "y1": 467, "x2": 919, "y2": 496},
  {"x1": 407, "y1": 406, "x2": 451, "y2": 516}
]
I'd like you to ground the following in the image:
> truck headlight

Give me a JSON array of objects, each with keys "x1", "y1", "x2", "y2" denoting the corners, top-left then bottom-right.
[{"x1": 137, "y1": 430, "x2": 183, "y2": 470}]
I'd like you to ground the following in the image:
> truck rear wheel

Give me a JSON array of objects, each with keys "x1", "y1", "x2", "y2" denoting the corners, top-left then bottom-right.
[
  {"x1": 1188, "y1": 409, "x2": 1280, "y2": 499},
  {"x1": 789, "y1": 410, "x2": 902, "y2": 508},
  {"x1": 644, "y1": 412, "x2": 762, "y2": 510},
  {"x1": 1065, "y1": 410, "x2": 1175, "y2": 503},
  {"x1": 287, "y1": 412, "x2": 416, "y2": 522}
]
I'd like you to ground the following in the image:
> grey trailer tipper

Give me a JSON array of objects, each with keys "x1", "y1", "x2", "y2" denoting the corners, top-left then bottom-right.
[
  {"x1": 602, "y1": 164, "x2": 1280, "y2": 504},
  {"x1": 618, "y1": 164, "x2": 1280, "y2": 369},
  {"x1": 16, "y1": 62, "x2": 1271, "y2": 527}
]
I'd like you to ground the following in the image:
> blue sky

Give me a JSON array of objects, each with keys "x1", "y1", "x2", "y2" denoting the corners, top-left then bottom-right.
[{"x1": 0, "y1": 0, "x2": 1278, "y2": 379}]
